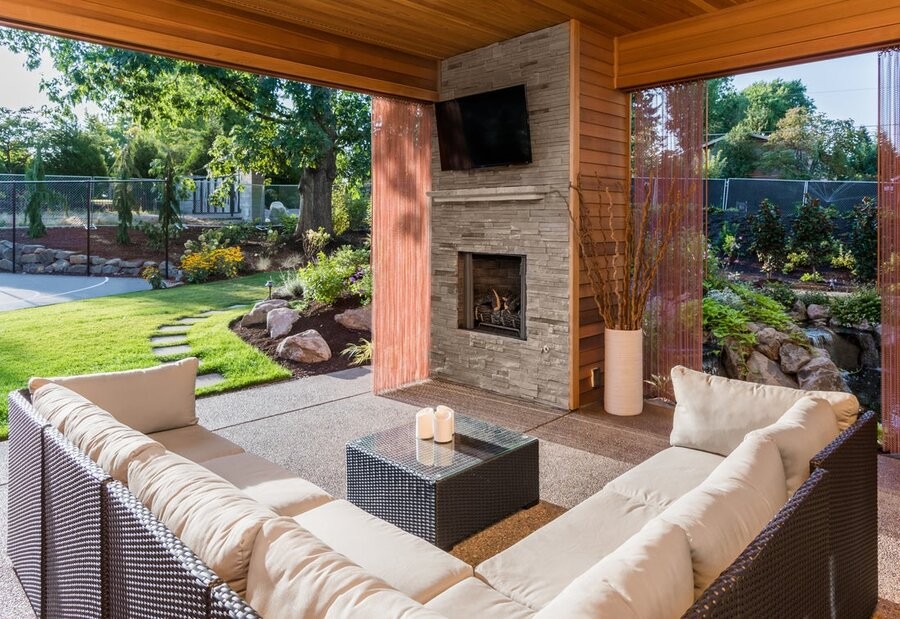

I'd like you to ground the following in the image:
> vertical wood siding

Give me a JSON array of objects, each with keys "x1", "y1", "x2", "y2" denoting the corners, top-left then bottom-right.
[
  {"x1": 879, "y1": 50, "x2": 900, "y2": 454},
  {"x1": 371, "y1": 97, "x2": 433, "y2": 393}
]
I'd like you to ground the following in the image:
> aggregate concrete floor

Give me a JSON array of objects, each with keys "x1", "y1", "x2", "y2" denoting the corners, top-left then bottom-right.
[
  {"x1": 1, "y1": 368, "x2": 898, "y2": 617},
  {"x1": 0, "y1": 273, "x2": 149, "y2": 312}
]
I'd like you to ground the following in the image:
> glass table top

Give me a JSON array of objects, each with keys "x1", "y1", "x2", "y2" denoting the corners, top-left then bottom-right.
[{"x1": 347, "y1": 414, "x2": 536, "y2": 481}]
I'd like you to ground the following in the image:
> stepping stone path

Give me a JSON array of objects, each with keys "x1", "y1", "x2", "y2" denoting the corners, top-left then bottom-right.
[{"x1": 147, "y1": 307, "x2": 250, "y2": 389}]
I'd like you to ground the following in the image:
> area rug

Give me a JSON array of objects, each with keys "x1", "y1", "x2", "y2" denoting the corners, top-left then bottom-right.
[{"x1": 449, "y1": 500, "x2": 567, "y2": 566}]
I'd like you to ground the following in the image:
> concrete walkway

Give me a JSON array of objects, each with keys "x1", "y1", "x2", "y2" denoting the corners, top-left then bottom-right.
[{"x1": 0, "y1": 273, "x2": 150, "y2": 312}]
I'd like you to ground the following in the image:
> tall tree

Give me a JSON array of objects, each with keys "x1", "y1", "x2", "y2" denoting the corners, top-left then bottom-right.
[
  {"x1": 759, "y1": 107, "x2": 827, "y2": 179},
  {"x1": 0, "y1": 107, "x2": 44, "y2": 174},
  {"x1": 740, "y1": 79, "x2": 815, "y2": 133},
  {"x1": 707, "y1": 78, "x2": 747, "y2": 136},
  {"x1": 0, "y1": 29, "x2": 371, "y2": 237}
]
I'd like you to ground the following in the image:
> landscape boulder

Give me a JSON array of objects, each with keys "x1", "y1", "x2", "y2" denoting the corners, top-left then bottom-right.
[
  {"x1": 779, "y1": 342, "x2": 813, "y2": 374},
  {"x1": 269, "y1": 201, "x2": 289, "y2": 225},
  {"x1": 276, "y1": 329, "x2": 331, "y2": 363},
  {"x1": 745, "y1": 351, "x2": 798, "y2": 388},
  {"x1": 806, "y1": 304, "x2": 830, "y2": 322},
  {"x1": 241, "y1": 299, "x2": 289, "y2": 327},
  {"x1": 335, "y1": 306, "x2": 372, "y2": 332},
  {"x1": 797, "y1": 356, "x2": 849, "y2": 392},
  {"x1": 755, "y1": 327, "x2": 788, "y2": 361},
  {"x1": 267, "y1": 308, "x2": 299, "y2": 339}
]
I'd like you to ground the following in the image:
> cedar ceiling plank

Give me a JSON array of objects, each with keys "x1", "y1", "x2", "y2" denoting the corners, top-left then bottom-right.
[{"x1": 1, "y1": 0, "x2": 439, "y2": 99}]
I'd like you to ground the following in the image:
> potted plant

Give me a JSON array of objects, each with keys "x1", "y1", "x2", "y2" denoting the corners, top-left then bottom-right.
[{"x1": 569, "y1": 179, "x2": 683, "y2": 415}]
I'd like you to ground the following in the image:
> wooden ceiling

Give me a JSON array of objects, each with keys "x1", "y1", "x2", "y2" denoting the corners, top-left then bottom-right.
[{"x1": 1, "y1": 0, "x2": 895, "y2": 99}]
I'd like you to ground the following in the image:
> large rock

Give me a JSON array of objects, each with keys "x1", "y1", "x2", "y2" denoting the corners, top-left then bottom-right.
[
  {"x1": 790, "y1": 299, "x2": 808, "y2": 321},
  {"x1": 18, "y1": 244, "x2": 43, "y2": 254},
  {"x1": 797, "y1": 356, "x2": 849, "y2": 392},
  {"x1": 0, "y1": 259, "x2": 12, "y2": 272},
  {"x1": 779, "y1": 342, "x2": 813, "y2": 374},
  {"x1": 48, "y1": 259, "x2": 69, "y2": 273},
  {"x1": 268, "y1": 201, "x2": 289, "y2": 224},
  {"x1": 240, "y1": 299, "x2": 289, "y2": 327},
  {"x1": 267, "y1": 307, "x2": 299, "y2": 338},
  {"x1": 18, "y1": 254, "x2": 38, "y2": 264},
  {"x1": 55, "y1": 250, "x2": 74, "y2": 260},
  {"x1": 69, "y1": 254, "x2": 87, "y2": 265},
  {"x1": 755, "y1": 327, "x2": 788, "y2": 361},
  {"x1": 276, "y1": 329, "x2": 332, "y2": 363},
  {"x1": 856, "y1": 331, "x2": 880, "y2": 368},
  {"x1": 721, "y1": 340, "x2": 746, "y2": 379},
  {"x1": 806, "y1": 304, "x2": 830, "y2": 322},
  {"x1": 745, "y1": 351, "x2": 798, "y2": 388},
  {"x1": 335, "y1": 306, "x2": 372, "y2": 332},
  {"x1": 37, "y1": 249, "x2": 55, "y2": 265}
]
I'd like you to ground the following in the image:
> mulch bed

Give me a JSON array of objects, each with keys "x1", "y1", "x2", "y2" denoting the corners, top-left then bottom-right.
[
  {"x1": 232, "y1": 296, "x2": 371, "y2": 379},
  {"x1": 3, "y1": 225, "x2": 207, "y2": 265}
]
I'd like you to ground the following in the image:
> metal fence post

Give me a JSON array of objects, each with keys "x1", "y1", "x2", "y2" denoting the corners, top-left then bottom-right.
[
  {"x1": 11, "y1": 182, "x2": 17, "y2": 274},
  {"x1": 86, "y1": 179, "x2": 92, "y2": 276}
]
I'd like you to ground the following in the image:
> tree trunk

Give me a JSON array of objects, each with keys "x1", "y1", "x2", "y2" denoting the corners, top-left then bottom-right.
[{"x1": 296, "y1": 143, "x2": 337, "y2": 238}]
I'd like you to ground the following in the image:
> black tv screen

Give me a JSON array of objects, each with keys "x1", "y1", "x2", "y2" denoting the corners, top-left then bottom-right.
[{"x1": 435, "y1": 85, "x2": 532, "y2": 171}]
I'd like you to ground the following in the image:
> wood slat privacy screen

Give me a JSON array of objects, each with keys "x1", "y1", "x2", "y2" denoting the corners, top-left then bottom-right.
[
  {"x1": 632, "y1": 82, "x2": 706, "y2": 397},
  {"x1": 371, "y1": 97, "x2": 432, "y2": 393},
  {"x1": 879, "y1": 49, "x2": 900, "y2": 454}
]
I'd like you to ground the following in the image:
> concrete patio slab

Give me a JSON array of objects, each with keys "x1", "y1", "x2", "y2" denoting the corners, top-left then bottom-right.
[{"x1": 196, "y1": 366, "x2": 373, "y2": 430}]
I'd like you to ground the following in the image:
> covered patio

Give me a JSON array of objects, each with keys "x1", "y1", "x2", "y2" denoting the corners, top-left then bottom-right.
[{"x1": 2, "y1": 0, "x2": 900, "y2": 617}]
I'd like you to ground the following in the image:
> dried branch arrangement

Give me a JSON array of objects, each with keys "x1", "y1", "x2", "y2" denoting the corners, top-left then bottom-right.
[{"x1": 568, "y1": 178, "x2": 685, "y2": 331}]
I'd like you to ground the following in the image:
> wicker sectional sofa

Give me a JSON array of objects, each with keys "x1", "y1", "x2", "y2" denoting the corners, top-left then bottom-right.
[{"x1": 7, "y1": 361, "x2": 877, "y2": 618}]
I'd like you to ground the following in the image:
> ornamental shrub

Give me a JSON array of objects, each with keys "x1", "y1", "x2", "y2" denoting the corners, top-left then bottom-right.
[
  {"x1": 298, "y1": 245, "x2": 370, "y2": 305},
  {"x1": 830, "y1": 286, "x2": 881, "y2": 326},
  {"x1": 848, "y1": 196, "x2": 877, "y2": 282},
  {"x1": 702, "y1": 296, "x2": 756, "y2": 353},
  {"x1": 791, "y1": 195, "x2": 834, "y2": 273},
  {"x1": 748, "y1": 199, "x2": 788, "y2": 275},
  {"x1": 180, "y1": 246, "x2": 245, "y2": 284},
  {"x1": 758, "y1": 280, "x2": 797, "y2": 309}
]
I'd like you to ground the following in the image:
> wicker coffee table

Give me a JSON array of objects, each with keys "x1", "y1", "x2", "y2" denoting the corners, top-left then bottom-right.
[{"x1": 346, "y1": 415, "x2": 539, "y2": 549}]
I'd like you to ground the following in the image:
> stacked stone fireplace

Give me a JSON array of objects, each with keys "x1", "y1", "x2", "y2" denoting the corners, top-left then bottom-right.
[{"x1": 428, "y1": 23, "x2": 572, "y2": 409}]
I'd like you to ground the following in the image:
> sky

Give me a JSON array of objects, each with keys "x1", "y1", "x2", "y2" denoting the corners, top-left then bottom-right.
[{"x1": 0, "y1": 43, "x2": 880, "y2": 130}]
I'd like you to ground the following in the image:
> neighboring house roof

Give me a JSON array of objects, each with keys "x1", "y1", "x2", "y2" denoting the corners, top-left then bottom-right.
[{"x1": 703, "y1": 133, "x2": 770, "y2": 148}]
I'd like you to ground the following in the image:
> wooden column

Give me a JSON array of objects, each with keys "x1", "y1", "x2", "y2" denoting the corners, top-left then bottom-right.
[{"x1": 371, "y1": 97, "x2": 433, "y2": 393}]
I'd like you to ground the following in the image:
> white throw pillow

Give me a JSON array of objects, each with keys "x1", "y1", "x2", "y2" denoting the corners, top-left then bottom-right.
[
  {"x1": 748, "y1": 396, "x2": 840, "y2": 496},
  {"x1": 670, "y1": 365, "x2": 858, "y2": 456},
  {"x1": 659, "y1": 434, "x2": 785, "y2": 598},
  {"x1": 29, "y1": 358, "x2": 200, "y2": 434},
  {"x1": 536, "y1": 519, "x2": 693, "y2": 618}
]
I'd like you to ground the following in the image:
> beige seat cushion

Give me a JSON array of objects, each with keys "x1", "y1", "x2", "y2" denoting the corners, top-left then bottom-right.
[
  {"x1": 295, "y1": 500, "x2": 471, "y2": 603},
  {"x1": 148, "y1": 424, "x2": 244, "y2": 463},
  {"x1": 748, "y1": 396, "x2": 841, "y2": 495},
  {"x1": 659, "y1": 435, "x2": 786, "y2": 598},
  {"x1": 246, "y1": 517, "x2": 444, "y2": 618},
  {"x1": 670, "y1": 365, "x2": 859, "y2": 456},
  {"x1": 425, "y1": 577, "x2": 534, "y2": 619},
  {"x1": 128, "y1": 451, "x2": 277, "y2": 594},
  {"x1": 29, "y1": 357, "x2": 200, "y2": 434},
  {"x1": 605, "y1": 446, "x2": 724, "y2": 509},
  {"x1": 203, "y1": 452, "x2": 332, "y2": 517},
  {"x1": 33, "y1": 384, "x2": 164, "y2": 482},
  {"x1": 475, "y1": 488, "x2": 665, "y2": 610},
  {"x1": 535, "y1": 519, "x2": 694, "y2": 619}
]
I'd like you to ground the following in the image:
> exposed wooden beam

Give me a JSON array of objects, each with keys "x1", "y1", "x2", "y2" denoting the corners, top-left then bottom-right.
[
  {"x1": 616, "y1": 0, "x2": 900, "y2": 90},
  {"x1": 0, "y1": 0, "x2": 439, "y2": 101}
]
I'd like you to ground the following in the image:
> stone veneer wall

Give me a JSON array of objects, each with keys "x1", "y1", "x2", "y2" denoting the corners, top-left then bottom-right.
[
  {"x1": 429, "y1": 23, "x2": 571, "y2": 408},
  {"x1": 0, "y1": 240, "x2": 174, "y2": 277}
]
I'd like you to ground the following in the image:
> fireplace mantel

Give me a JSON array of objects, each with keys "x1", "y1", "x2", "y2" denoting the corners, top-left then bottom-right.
[{"x1": 427, "y1": 185, "x2": 549, "y2": 203}]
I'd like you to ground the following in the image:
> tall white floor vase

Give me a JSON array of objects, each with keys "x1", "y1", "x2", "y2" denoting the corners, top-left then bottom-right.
[{"x1": 604, "y1": 328, "x2": 644, "y2": 416}]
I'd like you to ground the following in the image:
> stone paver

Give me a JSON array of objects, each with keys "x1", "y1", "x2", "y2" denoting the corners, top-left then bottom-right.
[
  {"x1": 177, "y1": 317, "x2": 205, "y2": 324},
  {"x1": 152, "y1": 344, "x2": 192, "y2": 356},
  {"x1": 150, "y1": 335, "x2": 189, "y2": 346},
  {"x1": 196, "y1": 373, "x2": 225, "y2": 389},
  {"x1": 198, "y1": 310, "x2": 229, "y2": 316},
  {"x1": 157, "y1": 325, "x2": 190, "y2": 334}
]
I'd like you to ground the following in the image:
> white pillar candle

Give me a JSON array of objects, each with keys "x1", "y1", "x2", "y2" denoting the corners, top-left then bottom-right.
[
  {"x1": 436, "y1": 405, "x2": 455, "y2": 435},
  {"x1": 416, "y1": 438, "x2": 434, "y2": 466},
  {"x1": 416, "y1": 408, "x2": 435, "y2": 439},
  {"x1": 433, "y1": 407, "x2": 454, "y2": 443}
]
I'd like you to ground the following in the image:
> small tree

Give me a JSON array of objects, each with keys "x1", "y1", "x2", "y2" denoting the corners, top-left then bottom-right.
[
  {"x1": 791, "y1": 194, "x2": 834, "y2": 273},
  {"x1": 113, "y1": 139, "x2": 137, "y2": 244},
  {"x1": 749, "y1": 198, "x2": 788, "y2": 276},
  {"x1": 848, "y1": 196, "x2": 877, "y2": 282},
  {"x1": 24, "y1": 148, "x2": 48, "y2": 238}
]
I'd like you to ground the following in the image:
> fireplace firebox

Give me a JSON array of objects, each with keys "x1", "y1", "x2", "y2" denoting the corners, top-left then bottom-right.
[{"x1": 458, "y1": 252, "x2": 526, "y2": 340}]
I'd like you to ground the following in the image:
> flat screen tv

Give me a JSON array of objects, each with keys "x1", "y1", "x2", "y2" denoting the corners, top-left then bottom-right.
[{"x1": 435, "y1": 85, "x2": 532, "y2": 171}]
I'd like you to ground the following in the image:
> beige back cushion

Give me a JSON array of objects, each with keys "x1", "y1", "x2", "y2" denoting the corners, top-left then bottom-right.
[
  {"x1": 29, "y1": 357, "x2": 200, "y2": 434},
  {"x1": 659, "y1": 434, "x2": 786, "y2": 598},
  {"x1": 670, "y1": 365, "x2": 858, "y2": 456},
  {"x1": 749, "y1": 396, "x2": 840, "y2": 496},
  {"x1": 246, "y1": 517, "x2": 444, "y2": 618},
  {"x1": 32, "y1": 383, "x2": 165, "y2": 482},
  {"x1": 128, "y1": 451, "x2": 276, "y2": 594},
  {"x1": 536, "y1": 519, "x2": 694, "y2": 619}
]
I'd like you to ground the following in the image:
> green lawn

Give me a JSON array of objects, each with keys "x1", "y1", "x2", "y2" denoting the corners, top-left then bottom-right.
[{"x1": 0, "y1": 272, "x2": 292, "y2": 439}]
